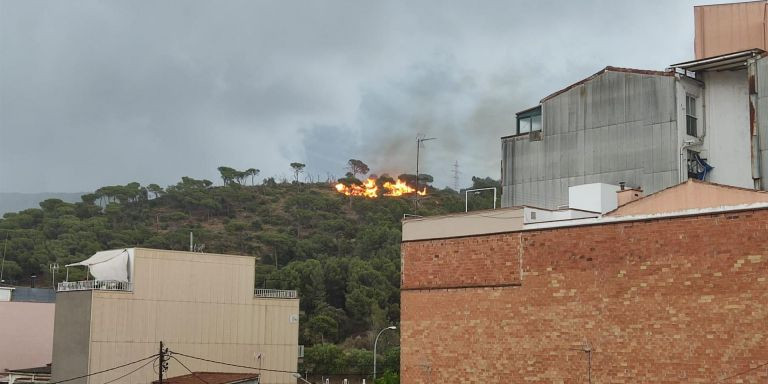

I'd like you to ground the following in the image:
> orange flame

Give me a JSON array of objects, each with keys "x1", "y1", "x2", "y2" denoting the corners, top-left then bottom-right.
[
  {"x1": 334, "y1": 177, "x2": 427, "y2": 198},
  {"x1": 335, "y1": 178, "x2": 379, "y2": 198}
]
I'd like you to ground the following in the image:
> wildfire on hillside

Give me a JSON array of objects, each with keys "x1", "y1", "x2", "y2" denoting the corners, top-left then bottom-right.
[{"x1": 334, "y1": 177, "x2": 427, "y2": 198}]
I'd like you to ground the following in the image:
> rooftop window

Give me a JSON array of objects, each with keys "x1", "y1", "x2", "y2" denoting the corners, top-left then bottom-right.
[
  {"x1": 686, "y1": 95, "x2": 698, "y2": 137},
  {"x1": 516, "y1": 106, "x2": 542, "y2": 135}
]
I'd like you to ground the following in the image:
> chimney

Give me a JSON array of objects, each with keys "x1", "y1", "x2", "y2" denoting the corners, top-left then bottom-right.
[{"x1": 617, "y1": 186, "x2": 643, "y2": 207}]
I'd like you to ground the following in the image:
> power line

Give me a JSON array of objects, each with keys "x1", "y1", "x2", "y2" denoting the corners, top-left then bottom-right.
[
  {"x1": 718, "y1": 361, "x2": 768, "y2": 382},
  {"x1": 102, "y1": 357, "x2": 158, "y2": 384},
  {"x1": 170, "y1": 355, "x2": 211, "y2": 384},
  {"x1": 48, "y1": 354, "x2": 157, "y2": 384},
  {"x1": 171, "y1": 352, "x2": 299, "y2": 375},
  {"x1": 171, "y1": 351, "x2": 394, "y2": 377}
]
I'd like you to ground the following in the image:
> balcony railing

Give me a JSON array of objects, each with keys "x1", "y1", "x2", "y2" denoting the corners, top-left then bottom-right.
[
  {"x1": 57, "y1": 280, "x2": 133, "y2": 292},
  {"x1": 254, "y1": 288, "x2": 298, "y2": 299}
]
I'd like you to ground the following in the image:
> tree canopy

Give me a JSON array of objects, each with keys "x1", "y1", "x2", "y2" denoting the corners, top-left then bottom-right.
[{"x1": 0, "y1": 165, "x2": 494, "y2": 380}]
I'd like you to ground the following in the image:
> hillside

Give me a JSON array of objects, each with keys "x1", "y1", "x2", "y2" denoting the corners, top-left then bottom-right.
[{"x1": 0, "y1": 171, "x2": 499, "y2": 378}]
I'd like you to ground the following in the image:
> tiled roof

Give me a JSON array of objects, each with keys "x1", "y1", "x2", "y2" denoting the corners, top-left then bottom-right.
[{"x1": 153, "y1": 372, "x2": 259, "y2": 384}]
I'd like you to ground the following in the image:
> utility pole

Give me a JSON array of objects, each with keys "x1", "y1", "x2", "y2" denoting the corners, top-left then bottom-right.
[
  {"x1": 415, "y1": 135, "x2": 436, "y2": 196},
  {"x1": 159, "y1": 341, "x2": 168, "y2": 384}
]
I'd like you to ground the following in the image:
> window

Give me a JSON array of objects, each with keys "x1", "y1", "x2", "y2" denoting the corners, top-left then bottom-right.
[
  {"x1": 686, "y1": 95, "x2": 697, "y2": 136},
  {"x1": 516, "y1": 106, "x2": 542, "y2": 135}
]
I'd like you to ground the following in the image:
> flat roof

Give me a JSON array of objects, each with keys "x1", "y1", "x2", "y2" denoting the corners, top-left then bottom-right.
[
  {"x1": 153, "y1": 372, "x2": 259, "y2": 384},
  {"x1": 670, "y1": 49, "x2": 765, "y2": 72}
]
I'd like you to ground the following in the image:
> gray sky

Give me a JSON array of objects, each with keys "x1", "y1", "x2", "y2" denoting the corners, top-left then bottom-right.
[{"x1": 0, "y1": 1, "x2": 717, "y2": 193}]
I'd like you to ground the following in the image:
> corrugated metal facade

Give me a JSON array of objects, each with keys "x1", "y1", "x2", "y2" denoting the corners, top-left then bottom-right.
[
  {"x1": 756, "y1": 56, "x2": 768, "y2": 185},
  {"x1": 501, "y1": 70, "x2": 679, "y2": 209}
]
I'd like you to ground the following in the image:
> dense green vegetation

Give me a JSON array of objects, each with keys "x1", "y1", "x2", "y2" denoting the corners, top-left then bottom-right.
[{"x1": 0, "y1": 165, "x2": 500, "y2": 380}]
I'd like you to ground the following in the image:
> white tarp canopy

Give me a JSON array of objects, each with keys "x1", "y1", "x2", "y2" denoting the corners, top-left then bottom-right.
[{"x1": 66, "y1": 248, "x2": 133, "y2": 282}]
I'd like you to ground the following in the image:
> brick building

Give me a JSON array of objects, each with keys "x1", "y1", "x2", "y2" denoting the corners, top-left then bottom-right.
[{"x1": 400, "y1": 182, "x2": 768, "y2": 383}]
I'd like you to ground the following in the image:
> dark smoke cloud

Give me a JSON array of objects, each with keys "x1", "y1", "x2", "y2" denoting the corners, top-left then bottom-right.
[{"x1": 1, "y1": 0, "x2": 698, "y2": 192}]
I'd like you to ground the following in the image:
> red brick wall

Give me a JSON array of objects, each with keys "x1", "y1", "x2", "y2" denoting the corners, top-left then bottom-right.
[
  {"x1": 401, "y1": 209, "x2": 768, "y2": 383},
  {"x1": 401, "y1": 234, "x2": 522, "y2": 290}
]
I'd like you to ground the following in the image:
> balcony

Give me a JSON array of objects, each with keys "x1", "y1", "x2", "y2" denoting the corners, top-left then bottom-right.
[
  {"x1": 57, "y1": 280, "x2": 133, "y2": 292},
  {"x1": 254, "y1": 288, "x2": 298, "y2": 299}
]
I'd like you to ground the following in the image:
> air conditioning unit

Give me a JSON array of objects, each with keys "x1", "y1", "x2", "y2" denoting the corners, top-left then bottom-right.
[{"x1": 529, "y1": 131, "x2": 542, "y2": 141}]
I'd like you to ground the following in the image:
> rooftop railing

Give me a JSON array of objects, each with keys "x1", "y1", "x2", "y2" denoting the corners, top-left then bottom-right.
[
  {"x1": 57, "y1": 280, "x2": 133, "y2": 292},
  {"x1": 254, "y1": 288, "x2": 298, "y2": 299}
]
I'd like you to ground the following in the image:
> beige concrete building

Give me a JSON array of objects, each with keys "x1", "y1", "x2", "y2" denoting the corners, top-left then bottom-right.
[{"x1": 51, "y1": 248, "x2": 299, "y2": 384}]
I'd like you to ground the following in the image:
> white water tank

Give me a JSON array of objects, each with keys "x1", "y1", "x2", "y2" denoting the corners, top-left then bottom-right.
[{"x1": 568, "y1": 183, "x2": 620, "y2": 213}]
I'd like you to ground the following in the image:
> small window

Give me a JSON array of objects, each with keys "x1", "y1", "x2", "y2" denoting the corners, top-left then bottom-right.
[
  {"x1": 519, "y1": 117, "x2": 531, "y2": 134},
  {"x1": 516, "y1": 106, "x2": 542, "y2": 135},
  {"x1": 686, "y1": 95, "x2": 697, "y2": 136}
]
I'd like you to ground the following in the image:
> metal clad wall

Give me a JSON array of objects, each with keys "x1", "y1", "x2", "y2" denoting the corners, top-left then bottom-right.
[
  {"x1": 502, "y1": 71, "x2": 678, "y2": 208},
  {"x1": 757, "y1": 56, "x2": 768, "y2": 187}
]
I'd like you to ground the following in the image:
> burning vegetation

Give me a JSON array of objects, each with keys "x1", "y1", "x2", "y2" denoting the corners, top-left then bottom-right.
[
  {"x1": 334, "y1": 159, "x2": 429, "y2": 198},
  {"x1": 334, "y1": 176, "x2": 427, "y2": 198}
]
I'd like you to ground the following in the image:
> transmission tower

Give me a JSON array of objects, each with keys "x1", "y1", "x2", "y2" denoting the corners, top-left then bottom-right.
[{"x1": 452, "y1": 161, "x2": 461, "y2": 191}]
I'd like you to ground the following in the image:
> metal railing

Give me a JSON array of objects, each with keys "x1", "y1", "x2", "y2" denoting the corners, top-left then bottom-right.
[
  {"x1": 254, "y1": 288, "x2": 298, "y2": 299},
  {"x1": 57, "y1": 280, "x2": 133, "y2": 292}
]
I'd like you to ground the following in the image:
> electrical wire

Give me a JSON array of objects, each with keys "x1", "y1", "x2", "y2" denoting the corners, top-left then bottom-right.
[
  {"x1": 718, "y1": 361, "x2": 768, "y2": 382},
  {"x1": 171, "y1": 351, "x2": 397, "y2": 377},
  {"x1": 101, "y1": 357, "x2": 158, "y2": 384},
  {"x1": 171, "y1": 351, "x2": 299, "y2": 374},
  {"x1": 169, "y1": 355, "x2": 211, "y2": 384},
  {"x1": 48, "y1": 354, "x2": 158, "y2": 384}
]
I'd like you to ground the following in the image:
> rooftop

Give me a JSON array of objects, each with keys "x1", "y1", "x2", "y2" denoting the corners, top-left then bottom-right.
[
  {"x1": 5, "y1": 364, "x2": 51, "y2": 375},
  {"x1": 153, "y1": 372, "x2": 259, "y2": 384},
  {"x1": 670, "y1": 48, "x2": 765, "y2": 72},
  {"x1": 540, "y1": 66, "x2": 673, "y2": 103}
]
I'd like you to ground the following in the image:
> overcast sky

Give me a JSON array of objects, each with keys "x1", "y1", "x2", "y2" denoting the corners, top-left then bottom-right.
[{"x1": 0, "y1": 1, "x2": 724, "y2": 193}]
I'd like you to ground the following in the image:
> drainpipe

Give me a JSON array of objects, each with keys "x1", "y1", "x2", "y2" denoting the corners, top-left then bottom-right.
[{"x1": 748, "y1": 58, "x2": 763, "y2": 189}]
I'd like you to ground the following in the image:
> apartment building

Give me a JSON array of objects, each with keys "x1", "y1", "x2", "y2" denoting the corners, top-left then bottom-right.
[
  {"x1": 51, "y1": 248, "x2": 299, "y2": 384},
  {"x1": 400, "y1": 181, "x2": 768, "y2": 383},
  {"x1": 502, "y1": 2, "x2": 768, "y2": 208}
]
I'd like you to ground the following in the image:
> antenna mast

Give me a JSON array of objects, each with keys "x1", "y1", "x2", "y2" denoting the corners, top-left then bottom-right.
[{"x1": 452, "y1": 160, "x2": 461, "y2": 191}]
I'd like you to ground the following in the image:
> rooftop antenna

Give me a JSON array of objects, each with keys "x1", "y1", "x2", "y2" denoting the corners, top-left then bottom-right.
[
  {"x1": 49, "y1": 263, "x2": 60, "y2": 288},
  {"x1": 415, "y1": 134, "x2": 437, "y2": 198}
]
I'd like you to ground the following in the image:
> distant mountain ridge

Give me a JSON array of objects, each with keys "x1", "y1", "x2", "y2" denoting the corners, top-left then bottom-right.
[{"x1": 0, "y1": 192, "x2": 85, "y2": 216}]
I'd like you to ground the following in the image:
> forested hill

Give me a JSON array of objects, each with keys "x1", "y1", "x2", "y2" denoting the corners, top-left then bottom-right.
[
  {"x1": 0, "y1": 192, "x2": 85, "y2": 216},
  {"x1": 0, "y1": 169, "x2": 499, "y2": 377}
]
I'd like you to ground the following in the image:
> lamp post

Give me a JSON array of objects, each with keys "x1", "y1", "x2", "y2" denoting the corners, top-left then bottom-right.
[{"x1": 373, "y1": 326, "x2": 396, "y2": 382}]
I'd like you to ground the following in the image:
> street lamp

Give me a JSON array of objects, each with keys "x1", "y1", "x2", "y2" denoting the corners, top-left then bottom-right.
[
  {"x1": 373, "y1": 325, "x2": 397, "y2": 382},
  {"x1": 292, "y1": 373, "x2": 312, "y2": 384}
]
